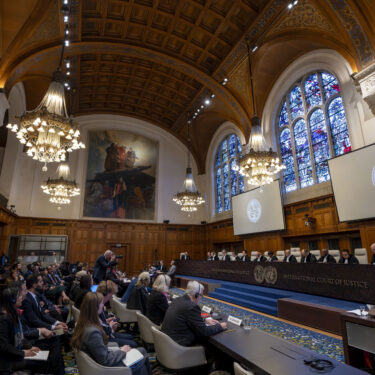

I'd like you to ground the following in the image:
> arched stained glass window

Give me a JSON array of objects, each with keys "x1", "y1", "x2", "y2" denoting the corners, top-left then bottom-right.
[
  {"x1": 215, "y1": 134, "x2": 244, "y2": 213},
  {"x1": 277, "y1": 71, "x2": 351, "y2": 193}
]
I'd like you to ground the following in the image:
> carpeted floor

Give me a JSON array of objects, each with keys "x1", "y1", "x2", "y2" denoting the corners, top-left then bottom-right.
[{"x1": 64, "y1": 287, "x2": 344, "y2": 374}]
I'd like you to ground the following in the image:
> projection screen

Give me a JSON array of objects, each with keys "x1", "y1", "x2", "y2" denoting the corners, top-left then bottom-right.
[
  {"x1": 232, "y1": 180, "x2": 285, "y2": 235},
  {"x1": 328, "y1": 144, "x2": 375, "y2": 222}
]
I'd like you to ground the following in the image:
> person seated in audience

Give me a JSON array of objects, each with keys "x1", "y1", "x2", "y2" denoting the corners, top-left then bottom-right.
[
  {"x1": 206, "y1": 251, "x2": 212, "y2": 260},
  {"x1": 74, "y1": 274, "x2": 93, "y2": 309},
  {"x1": 221, "y1": 249, "x2": 231, "y2": 261},
  {"x1": 318, "y1": 248, "x2": 336, "y2": 263},
  {"x1": 157, "y1": 260, "x2": 167, "y2": 273},
  {"x1": 146, "y1": 274, "x2": 170, "y2": 326},
  {"x1": 44, "y1": 265, "x2": 70, "y2": 305},
  {"x1": 0, "y1": 287, "x2": 65, "y2": 375},
  {"x1": 24, "y1": 263, "x2": 34, "y2": 278},
  {"x1": 121, "y1": 276, "x2": 138, "y2": 303},
  {"x1": 5, "y1": 266, "x2": 20, "y2": 285},
  {"x1": 300, "y1": 249, "x2": 317, "y2": 263},
  {"x1": 14, "y1": 262, "x2": 24, "y2": 280},
  {"x1": 0, "y1": 252, "x2": 9, "y2": 267},
  {"x1": 21, "y1": 274, "x2": 68, "y2": 333},
  {"x1": 339, "y1": 249, "x2": 359, "y2": 264},
  {"x1": 166, "y1": 260, "x2": 176, "y2": 287},
  {"x1": 127, "y1": 272, "x2": 150, "y2": 314},
  {"x1": 266, "y1": 251, "x2": 278, "y2": 262},
  {"x1": 71, "y1": 292, "x2": 152, "y2": 375},
  {"x1": 370, "y1": 243, "x2": 375, "y2": 265},
  {"x1": 283, "y1": 249, "x2": 297, "y2": 262},
  {"x1": 162, "y1": 280, "x2": 226, "y2": 348},
  {"x1": 95, "y1": 286, "x2": 137, "y2": 348},
  {"x1": 253, "y1": 251, "x2": 266, "y2": 262}
]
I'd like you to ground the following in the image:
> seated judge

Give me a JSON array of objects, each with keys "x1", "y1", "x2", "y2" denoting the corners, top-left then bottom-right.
[
  {"x1": 266, "y1": 251, "x2": 278, "y2": 262},
  {"x1": 181, "y1": 251, "x2": 190, "y2": 261},
  {"x1": 221, "y1": 250, "x2": 231, "y2": 261},
  {"x1": 146, "y1": 274, "x2": 170, "y2": 326},
  {"x1": 339, "y1": 249, "x2": 359, "y2": 264},
  {"x1": 127, "y1": 272, "x2": 150, "y2": 314},
  {"x1": 283, "y1": 249, "x2": 297, "y2": 263},
  {"x1": 318, "y1": 248, "x2": 336, "y2": 263},
  {"x1": 300, "y1": 249, "x2": 317, "y2": 263},
  {"x1": 71, "y1": 292, "x2": 151, "y2": 375},
  {"x1": 253, "y1": 251, "x2": 267, "y2": 262},
  {"x1": 370, "y1": 243, "x2": 375, "y2": 265},
  {"x1": 211, "y1": 251, "x2": 219, "y2": 261},
  {"x1": 162, "y1": 281, "x2": 226, "y2": 346}
]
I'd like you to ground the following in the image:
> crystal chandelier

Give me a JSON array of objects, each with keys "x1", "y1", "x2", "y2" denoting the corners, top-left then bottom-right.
[
  {"x1": 233, "y1": 39, "x2": 285, "y2": 187},
  {"x1": 173, "y1": 121, "x2": 205, "y2": 212},
  {"x1": 41, "y1": 162, "x2": 80, "y2": 205},
  {"x1": 6, "y1": 9, "x2": 84, "y2": 171}
]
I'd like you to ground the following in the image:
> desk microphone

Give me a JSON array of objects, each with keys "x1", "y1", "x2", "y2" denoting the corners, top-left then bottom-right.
[{"x1": 303, "y1": 359, "x2": 334, "y2": 373}]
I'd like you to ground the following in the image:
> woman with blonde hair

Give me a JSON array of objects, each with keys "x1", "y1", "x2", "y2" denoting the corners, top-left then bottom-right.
[
  {"x1": 71, "y1": 292, "x2": 151, "y2": 374},
  {"x1": 146, "y1": 274, "x2": 170, "y2": 325},
  {"x1": 127, "y1": 272, "x2": 150, "y2": 314}
]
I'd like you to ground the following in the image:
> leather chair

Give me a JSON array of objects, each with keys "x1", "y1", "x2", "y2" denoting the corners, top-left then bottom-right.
[
  {"x1": 71, "y1": 305, "x2": 80, "y2": 322},
  {"x1": 111, "y1": 297, "x2": 138, "y2": 324},
  {"x1": 329, "y1": 249, "x2": 340, "y2": 263},
  {"x1": 250, "y1": 251, "x2": 256, "y2": 261},
  {"x1": 151, "y1": 326, "x2": 207, "y2": 371},
  {"x1": 310, "y1": 250, "x2": 321, "y2": 258},
  {"x1": 110, "y1": 295, "x2": 121, "y2": 314},
  {"x1": 136, "y1": 311, "x2": 160, "y2": 345},
  {"x1": 276, "y1": 250, "x2": 284, "y2": 261},
  {"x1": 234, "y1": 362, "x2": 254, "y2": 375},
  {"x1": 75, "y1": 350, "x2": 131, "y2": 375},
  {"x1": 355, "y1": 248, "x2": 368, "y2": 264}
]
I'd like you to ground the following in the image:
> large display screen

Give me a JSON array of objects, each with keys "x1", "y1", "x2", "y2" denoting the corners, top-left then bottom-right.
[
  {"x1": 328, "y1": 144, "x2": 375, "y2": 222},
  {"x1": 232, "y1": 180, "x2": 285, "y2": 235}
]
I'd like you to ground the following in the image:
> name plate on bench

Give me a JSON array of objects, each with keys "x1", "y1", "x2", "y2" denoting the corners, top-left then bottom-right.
[
  {"x1": 227, "y1": 315, "x2": 242, "y2": 326},
  {"x1": 202, "y1": 306, "x2": 212, "y2": 313}
]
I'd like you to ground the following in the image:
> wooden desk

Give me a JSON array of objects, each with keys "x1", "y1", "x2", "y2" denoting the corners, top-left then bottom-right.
[
  {"x1": 341, "y1": 312, "x2": 375, "y2": 368},
  {"x1": 209, "y1": 323, "x2": 366, "y2": 375}
]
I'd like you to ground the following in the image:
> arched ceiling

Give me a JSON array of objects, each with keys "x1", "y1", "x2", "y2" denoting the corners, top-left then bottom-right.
[{"x1": 0, "y1": 0, "x2": 374, "y2": 173}]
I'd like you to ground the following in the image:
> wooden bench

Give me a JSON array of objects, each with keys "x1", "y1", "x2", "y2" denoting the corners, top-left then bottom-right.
[{"x1": 175, "y1": 276, "x2": 220, "y2": 296}]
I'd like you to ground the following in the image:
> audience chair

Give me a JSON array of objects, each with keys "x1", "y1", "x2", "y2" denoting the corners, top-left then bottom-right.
[
  {"x1": 291, "y1": 249, "x2": 301, "y2": 262},
  {"x1": 151, "y1": 326, "x2": 207, "y2": 372},
  {"x1": 355, "y1": 248, "x2": 368, "y2": 264},
  {"x1": 75, "y1": 350, "x2": 131, "y2": 375},
  {"x1": 234, "y1": 362, "x2": 254, "y2": 375},
  {"x1": 136, "y1": 312, "x2": 160, "y2": 348},
  {"x1": 71, "y1": 305, "x2": 80, "y2": 322},
  {"x1": 111, "y1": 298, "x2": 138, "y2": 326},
  {"x1": 329, "y1": 250, "x2": 340, "y2": 263},
  {"x1": 276, "y1": 251, "x2": 284, "y2": 261}
]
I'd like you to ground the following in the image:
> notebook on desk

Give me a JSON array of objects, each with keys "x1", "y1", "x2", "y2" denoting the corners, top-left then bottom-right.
[{"x1": 123, "y1": 348, "x2": 144, "y2": 367}]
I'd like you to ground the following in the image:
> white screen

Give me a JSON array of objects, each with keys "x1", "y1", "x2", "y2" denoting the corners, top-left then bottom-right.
[
  {"x1": 232, "y1": 180, "x2": 285, "y2": 235},
  {"x1": 329, "y1": 144, "x2": 375, "y2": 222}
]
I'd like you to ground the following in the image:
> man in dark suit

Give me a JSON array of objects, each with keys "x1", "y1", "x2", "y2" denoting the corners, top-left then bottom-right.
[
  {"x1": 339, "y1": 249, "x2": 359, "y2": 264},
  {"x1": 211, "y1": 252, "x2": 219, "y2": 261},
  {"x1": 300, "y1": 249, "x2": 317, "y2": 263},
  {"x1": 162, "y1": 280, "x2": 226, "y2": 346},
  {"x1": 240, "y1": 250, "x2": 251, "y2": 262},
  {"x1": 266, "y1": 251, "x2": 278, "y2": 262},
  {"x1": 283, "y1": 249, "x2": 297, "y2": 263},
  {"x1": 157, "y1": 260, "x2": 167, "y2": 273},
  {"x1": 253, "y1": 251, "x2": 267, "y2": 262},
  {"x1": 318, "y1": 248, "x2": 336, "y2": 263},
  {"x1": 370, "y1": 243, "x2": 375, "y2": 265},
  {"x1": 22, "y1": 274, "x2": 68, "y2": 332},
  {"x1": 93, "y1": 250, "x2": 116, "y2": 284},
  {"x1": 221, "y1": 250, "x2": 231, "y2": 261},
  {"x1": 181, "y1": 251, "x2": 190, "y2": 261}
]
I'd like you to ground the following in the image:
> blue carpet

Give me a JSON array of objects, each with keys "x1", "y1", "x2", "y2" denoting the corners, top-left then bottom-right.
[{"x1": 176, "y1": 275, "x2": 362, "y2": 316}]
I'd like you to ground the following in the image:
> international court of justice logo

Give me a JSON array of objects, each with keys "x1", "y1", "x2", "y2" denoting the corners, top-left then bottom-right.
[
  {"x1": 253, "y1": 265, "x2": 277, "y2": 285},
  {"x1": 247, "y1": 199, "x2": 262, "y2": 223}
]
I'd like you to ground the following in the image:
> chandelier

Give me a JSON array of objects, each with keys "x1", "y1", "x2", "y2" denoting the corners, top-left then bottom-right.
[
  {"x1": 173, "y1": 121, "x2": 205, "y2": 212},
  {"x1": 233, "y1": 39, "x2": 285, "y2": 187},
  {"x1": 6, "y1": 6, "x2": 84, "y2": 172},
  {"x1": 41, "y1": 163, "x2": 80, "y2": 205}
]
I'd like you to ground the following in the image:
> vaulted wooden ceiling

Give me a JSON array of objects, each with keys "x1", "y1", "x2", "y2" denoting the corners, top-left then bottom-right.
[{"x1": 1, "y1": 0, "x2": 374, "y2": 173}]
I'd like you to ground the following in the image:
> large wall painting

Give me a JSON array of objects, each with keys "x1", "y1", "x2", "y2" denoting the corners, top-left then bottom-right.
[{"x1": 83, "y1": 130, "x2": 157, "y2": 220}]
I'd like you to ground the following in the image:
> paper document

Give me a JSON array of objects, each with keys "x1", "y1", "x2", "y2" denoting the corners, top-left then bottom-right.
[
  {"x1": 347, "y1": 309, "x2": 368, "y2": 316},
  {"x1": 123, "y1": 348, "x2": 144, "y2": 367},
  {"x1": 25, "y1": 350, "x2": 49, "y2": 361}
]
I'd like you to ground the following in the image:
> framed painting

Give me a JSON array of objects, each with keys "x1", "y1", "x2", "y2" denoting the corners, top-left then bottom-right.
[{"x1": 83, "y1": 130, "x2": 157, "y2": 220}]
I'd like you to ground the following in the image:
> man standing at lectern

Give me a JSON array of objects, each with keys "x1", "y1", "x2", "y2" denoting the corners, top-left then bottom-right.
[{"x1": 93, "y1": 250, "x2": 117, "y2": 284}]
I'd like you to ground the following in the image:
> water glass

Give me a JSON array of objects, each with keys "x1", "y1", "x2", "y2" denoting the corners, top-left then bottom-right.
[{"x1": 243, "y1": 317, "x2": 251, "y2": 331}]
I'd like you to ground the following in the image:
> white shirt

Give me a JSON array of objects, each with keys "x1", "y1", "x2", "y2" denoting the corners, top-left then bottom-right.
[{"x1": 286, "y1": 255, "x2": 291, "y2": 262}]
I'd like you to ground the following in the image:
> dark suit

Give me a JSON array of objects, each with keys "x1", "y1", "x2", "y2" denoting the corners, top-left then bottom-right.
[
  {"x1": 146, "y1": 290, "x2": 169, "y2": 325},
  {"x1": 21, "y1": 292, "x2": 56, "y2": 330},
  {"x1": 339, "y1": 255, "x2": 359, "y2": 264},
  {"x1": 318, "y1": 254, "x2": 336, "y2": 263},
  {"x1": 371, "y1": 254, "x2": 375, "y2": 265},
  {"x1": 267, "y1": 255, "x2": 278, "y2": 262},
  {"x1": 93, "y1": 255, "x2": 116, "y2": 284},
  {"x1": 158, "y1": 264, "x2": 167, "y2": 273},
  {"x1": 213, "y1": 255, "x2": 219, "y2": 261},
  {"x1": 283, "y1": 255, "x2": 297, "y2": 263},
  {"x1": 222, "y1": 254, "x2": 231, "y2": 261},
  {"x1": 253, "y1": 255, "x2": 267, "y2": 263},
  {"x1": 127, "y1": 285, "x2": 149, "y2": 314},
  {"x1": 300, "y1": 253, "x2": 317, "y2": 263},
  {"x1": 162, "y1": 294, "x2": 223, "y2": 346},
  {"x1": 181, "y1": 254, "x2": 190, "y2": 261}
]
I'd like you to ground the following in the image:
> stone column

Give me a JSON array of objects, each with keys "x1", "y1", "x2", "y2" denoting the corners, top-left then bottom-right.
[
  {"x1": 353, "y1": 63, "x2": 375, "y2": 117},
  {"x1": 0, "y1": 89, "x2": 9, "y2": 125}
]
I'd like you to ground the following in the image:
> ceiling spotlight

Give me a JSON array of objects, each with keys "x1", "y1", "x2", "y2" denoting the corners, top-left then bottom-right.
[
  {"x1": 251, "y1": 45, "x2": 258, "y2": 53},
  {"x1": 200, "y1": 105, "x2": 204, "y2": 109},
  {"x1": 293, "y1": 0, "x2": 298, "y2": 5},
  {"x1": 64, "y1": 82, "x2": 69, "y2": 87},
  {"x1": 222, "y1": 78, "x2": 228, "y2": 85},
  {"x1": 66, "y1": 71, "x2": 70, "y2": 76},
  {"x1": 64, "y1": 15, "x2": 69, "y2": 23},
  {"x1": 187, "y1": 120, "x2": 191, "y2": 124},
  {"x1": 204, "y1": 99, "x2": 210, "y2": 105},
  {"x1": 63, "y1": 0, "x2": 68, "y2": 4},
  {"x1": 65, "y1": 29, "x2": 69, "y2": 36},
  {"x1": 65, "y1": 60, "x2": 70, "y2": 68},
  {"x1": 210, "y1": 93, "x2": 215, "y2": 98},
  {"x1": 287, "y1": 2, "x2": 293, "y2": 9},
  {"x1": 65, "y1": 40, "x2": 70, "y2": 47}
]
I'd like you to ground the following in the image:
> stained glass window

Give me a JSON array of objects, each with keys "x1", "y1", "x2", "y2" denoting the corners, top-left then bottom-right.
[
  {"x1": 277, "y1": 71, "x2": 350, "y2": 192},
  {"x1": 215, "y1": 134, "x2": 244, "y2": 213}
]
